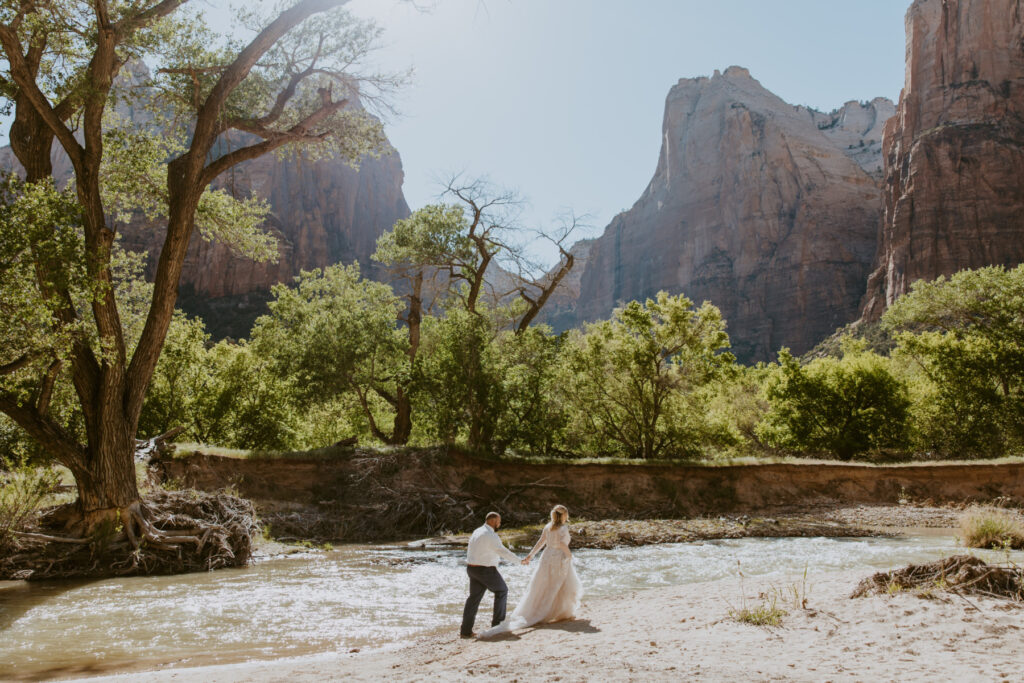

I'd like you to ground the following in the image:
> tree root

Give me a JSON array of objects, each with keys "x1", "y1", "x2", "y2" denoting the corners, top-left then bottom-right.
[{"x1": 0, "y1": 490, "x2": 259, "y2": 581}]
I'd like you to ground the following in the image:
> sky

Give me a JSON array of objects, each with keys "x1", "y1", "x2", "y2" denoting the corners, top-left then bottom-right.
[
  {"x1": 0, "y1": 0, "x2": 911, "y2": 266},
  {"x1": 340, "y1": 0, "x2": 911, "y2": 260}
]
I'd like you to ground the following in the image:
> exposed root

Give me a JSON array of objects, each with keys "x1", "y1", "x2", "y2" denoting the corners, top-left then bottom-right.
[
  {"x1": 0, "y1": 489, "x2": 259, "y2": 581},
  {"x1": 852, "y1": 555, "x2": 1024, "y2": 602}
]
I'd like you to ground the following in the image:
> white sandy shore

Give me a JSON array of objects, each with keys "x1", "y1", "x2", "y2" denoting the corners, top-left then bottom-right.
[{"x1": 77, "y1": 568, "x2": 1024, "y2": 682}]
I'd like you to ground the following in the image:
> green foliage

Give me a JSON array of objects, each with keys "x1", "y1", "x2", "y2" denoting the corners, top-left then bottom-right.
[
  {"x1": 758, "y1": 341, "x2": 910, "y2": 460},
  {"x1": 703, "y1": 364, "x2": 771, "y2": 451},
  {"x1": 884, "y1": 266, "x2": 1024, "y2": 457},
  {"x1": 201, "y1": 341, "x2": 300, "y2": 452},
  {"x1": 557, "y1": 292, "x2": 736, "y2": 459},
  {"x1": 415, "y1": 308, "x2": 500, "y2": 447},
  {"x1": 138, "y1": 314, "x2": 215, "y2": 441},
  {"x1": 373, "y1": 204, "x2": 475, "y2": 274},
  {"x1": 140, "y1": 318, "x2": 300, "y2": 452},
  {"x1": 251, "y1": 263, "x2": 407, "y2": 444},
  {"x1": 0, "y1": 459, "x2": 61, "y2": 552},
  {"x1": 489, "y1": 326, "x2": 568, "y2": 454}
]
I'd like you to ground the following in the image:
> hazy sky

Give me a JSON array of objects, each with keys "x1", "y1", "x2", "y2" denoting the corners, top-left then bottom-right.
[
  {"x1": 342, "y1": 0, "x2": 911, "y2": 258},
  {"x1": 0, "y1": 1, "x2": 911, "y2": 264}
]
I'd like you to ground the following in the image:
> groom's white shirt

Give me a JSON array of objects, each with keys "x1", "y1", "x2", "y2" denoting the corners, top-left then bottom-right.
[{"x1": 466, "y1": 524, "x2": 519, "y2": 566}]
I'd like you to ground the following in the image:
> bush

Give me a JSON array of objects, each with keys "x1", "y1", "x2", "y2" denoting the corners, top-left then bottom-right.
[
  {"x1": 0, "y1": 461, "x2": 60, "y2": 551},
  {"x1": 758, "y1": 342, "x2": 910, "y2": 460},
  {"x1": 959, "y1": 507, "x2": 1024, "y2": 550}
]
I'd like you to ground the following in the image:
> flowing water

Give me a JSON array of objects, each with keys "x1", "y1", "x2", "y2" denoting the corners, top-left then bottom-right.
[{"x1": 2, "y1": 535, "x2": 1022, "y2": 679}]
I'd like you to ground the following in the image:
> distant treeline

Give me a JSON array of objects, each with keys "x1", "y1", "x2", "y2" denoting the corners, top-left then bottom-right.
[{"x1": 4, "y1": 201, "x2": 1023, "y2": 463}]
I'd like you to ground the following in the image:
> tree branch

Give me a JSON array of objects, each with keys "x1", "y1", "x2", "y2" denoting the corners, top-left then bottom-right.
[
  {"x1": 0, "y1": 391, "x2": 85, "y2": 468},
  {"x1": 0, "y1": 25, "x2": 85, "y2": 171},
  {"x1": 0, "y1": 354, "x2": 34, "y2": 376},
  {"x1": 115, "y1": 0, "x2": 189, "y2": 37},
  {"x1": 36, "y1": 359, "x2": 62, "y2": 416},
  {"x1": 199, "y1": 96, "x2": 348, "y2": 186},
  {"x1": 190, "y1": 0, "x2": 349, "y2": 174}
]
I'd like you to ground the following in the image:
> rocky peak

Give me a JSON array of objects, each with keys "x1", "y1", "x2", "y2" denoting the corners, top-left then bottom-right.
[
  {"x1": 805, "y1": 98, "x2": 896, "y2": 178},
  {"x1": 563, "y1": 66, "x2": 886, "y2": 362}
]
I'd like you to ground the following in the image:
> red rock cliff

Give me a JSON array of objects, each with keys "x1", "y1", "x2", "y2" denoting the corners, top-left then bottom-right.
[
  {"x1": 567, "y1": 67, "x2": 889, "y2": 361},
  {"x1": 861, "y1": 0, "x2": 1024, "y2": 319}
]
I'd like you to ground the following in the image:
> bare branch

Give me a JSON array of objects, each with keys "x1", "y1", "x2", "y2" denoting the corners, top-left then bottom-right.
[{"x1": 198, "y1": 96, "x2": 348, "y2": 186}]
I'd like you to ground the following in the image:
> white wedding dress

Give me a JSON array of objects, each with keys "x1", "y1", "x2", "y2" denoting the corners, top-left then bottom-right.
[{"x1": 481, "y1": 522, "x2": 582, "y2": 636}]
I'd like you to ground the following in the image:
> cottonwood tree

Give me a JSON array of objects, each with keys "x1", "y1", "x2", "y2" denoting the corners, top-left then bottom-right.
[
  {"x1": 558, "y1": 292, "x2": 735, "y2": 459},
  {"x1": 883, "y1": 265, "x2": 1024, "y2": 456},
  {"x1": 372, "y1": 178, "x2": 583, "y2": 447},
  {"x1": 250, "y1": 264, "x2": 408, "y2": 445},
  {"x1": 0, "y1": 0, "x2": 398, "y2": 546}
]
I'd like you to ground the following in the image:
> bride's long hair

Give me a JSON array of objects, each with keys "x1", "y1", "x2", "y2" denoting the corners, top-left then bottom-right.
[{"x1": 550, "y1": 505, "x2": 569, "y2": 528}]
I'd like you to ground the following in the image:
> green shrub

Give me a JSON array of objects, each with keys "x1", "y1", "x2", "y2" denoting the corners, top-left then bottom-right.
[
  {"x1": 758, "y1": 341, "x2": 910, "y2": 460},
  {"x1": 556, "y1": 292, "x2": 736, "y2": 459}
]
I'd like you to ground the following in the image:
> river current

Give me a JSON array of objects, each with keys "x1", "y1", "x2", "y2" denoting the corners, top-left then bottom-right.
[{"x1": 2, "y1": 535, "x2": 1021, "y2": 679}]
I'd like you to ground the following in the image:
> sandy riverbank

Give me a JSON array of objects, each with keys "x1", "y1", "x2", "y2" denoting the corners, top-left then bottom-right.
[{"x1": 75, "y1": 564, "x2": 1024, "y2": 683}]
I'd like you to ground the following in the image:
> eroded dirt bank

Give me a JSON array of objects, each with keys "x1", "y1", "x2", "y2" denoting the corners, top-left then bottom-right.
[{"x1": 152, "y1": 449, "x2": 1024, "y2": 543}]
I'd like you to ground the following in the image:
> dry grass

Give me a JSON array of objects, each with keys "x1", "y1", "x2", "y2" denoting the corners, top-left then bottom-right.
[
  {"x1": 959, "y1": 506, "x2": 1024, "y2": 550},
  {"x1": 168, "y1": 441, "x2": 1024, "y2": 468}
]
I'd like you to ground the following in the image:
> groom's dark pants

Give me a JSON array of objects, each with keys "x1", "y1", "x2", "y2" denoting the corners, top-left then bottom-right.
[{"x1": 461, "y1": 565, "x2": 508, "y2": 636}]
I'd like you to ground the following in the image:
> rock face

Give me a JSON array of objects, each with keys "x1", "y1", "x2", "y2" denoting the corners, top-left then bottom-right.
[
  {"x1": 861, "y1": 0, "x2": 1024, "y2": 319},
  {"x1": 126, "y1": 144, "x2": 409, "y2": 336},
  {"x1": 121, "y1": 146, "x2": 408, "y2": 301},
  {"x1": 567, "y1": 67, "x2": 889, "y2": 361}
]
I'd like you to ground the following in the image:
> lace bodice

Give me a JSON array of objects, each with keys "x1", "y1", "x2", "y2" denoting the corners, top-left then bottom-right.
[{"x1": 527, "y1": 523, "x2": 571, "y2": 561}]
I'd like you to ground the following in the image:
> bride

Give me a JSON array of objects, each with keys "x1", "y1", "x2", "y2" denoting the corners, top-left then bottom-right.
[{"x1": 481, "y1": 505, "x2": 582, "y2": 636}]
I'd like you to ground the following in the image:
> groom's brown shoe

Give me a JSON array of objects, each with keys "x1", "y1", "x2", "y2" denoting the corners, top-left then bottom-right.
[{"x1": 460, "y1": 632, "x2": 476, "y2": 639}]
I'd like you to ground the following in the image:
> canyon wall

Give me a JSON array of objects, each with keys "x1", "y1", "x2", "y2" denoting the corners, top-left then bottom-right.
[
  {"x1": 564, "y1": 67, "x2": 891, "y2": 361},
  {"x1": 861, "y1": 0, "x2": 1024, "y2": 319}
]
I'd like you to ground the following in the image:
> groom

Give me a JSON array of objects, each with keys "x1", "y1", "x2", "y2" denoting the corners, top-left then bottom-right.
[{"x1": 460, "y1": 511, "x2": 525, "y2": 638}]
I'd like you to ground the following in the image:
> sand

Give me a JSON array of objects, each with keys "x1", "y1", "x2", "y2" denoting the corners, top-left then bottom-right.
[{"x1": 76, "y1": 567, "x2": 1024, "y2": 683}]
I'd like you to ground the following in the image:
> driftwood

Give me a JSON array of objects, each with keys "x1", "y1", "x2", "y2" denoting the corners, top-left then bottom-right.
[
  {"x1": 135, "y1": 426, "x2": 186, "y2": 462},
  {"x1": 852, "y1": 555, "x2": 1024, "y2": 602}
]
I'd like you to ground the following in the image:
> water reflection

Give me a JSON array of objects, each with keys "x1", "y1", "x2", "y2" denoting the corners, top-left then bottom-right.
[{"x1": 1, "y1": 536, "x2": 1020, "y2": 678}]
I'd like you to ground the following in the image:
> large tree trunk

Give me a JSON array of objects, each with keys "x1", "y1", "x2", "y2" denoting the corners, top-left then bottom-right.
[
  {"x1": 389, "y1": 272, "x2": 424, "y2": 445},
  {"x1": 75, "y1": 411, "x2": 141, "y2": 529}
]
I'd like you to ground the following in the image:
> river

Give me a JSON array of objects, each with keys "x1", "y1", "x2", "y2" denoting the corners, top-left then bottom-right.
[{"x1": 2, "y1": 535, "x2": 1021, "y2": 680}]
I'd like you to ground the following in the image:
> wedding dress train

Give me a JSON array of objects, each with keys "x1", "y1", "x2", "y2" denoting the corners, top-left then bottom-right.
[{"x1": 480, "y1": 522, "x2": 582, "y2": 636}]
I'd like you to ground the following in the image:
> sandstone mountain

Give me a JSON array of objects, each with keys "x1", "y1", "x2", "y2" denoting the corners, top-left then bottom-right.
[
  {"x1": 138, "y1": 143, "x2": 408, "y2": 338},
  {"x1": 1, "y1": 64, "x2": 409, "y2": 338},
  {"x1": 560, "y1": 67, "x2": 892, "y2": 362},
  {"x1": 861, "y1": 0, "x2": 1024, "y2": 320}
]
